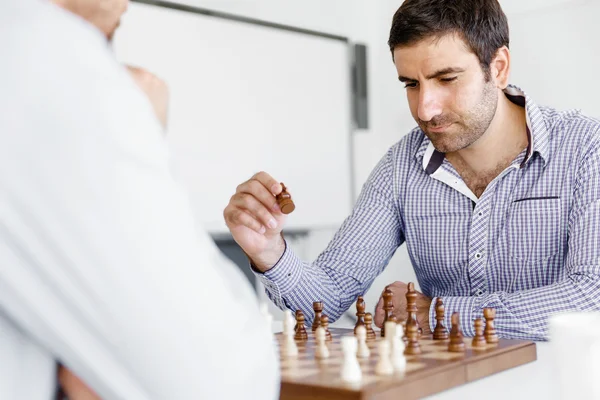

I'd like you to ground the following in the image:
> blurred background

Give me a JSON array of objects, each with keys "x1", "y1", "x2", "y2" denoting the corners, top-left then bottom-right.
[{"x1": 112, "y1": 0, "x2": 600, "y2": 324}]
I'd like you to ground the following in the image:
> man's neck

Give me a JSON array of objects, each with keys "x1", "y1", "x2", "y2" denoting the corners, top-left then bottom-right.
[{"x1": 447, "y1": 91, "x2": 528, "y2": 176}]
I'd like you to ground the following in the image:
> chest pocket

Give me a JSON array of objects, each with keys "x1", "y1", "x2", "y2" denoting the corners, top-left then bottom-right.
[{"x1": 506, "y1": 197, "x2": 561, "y2": 263}]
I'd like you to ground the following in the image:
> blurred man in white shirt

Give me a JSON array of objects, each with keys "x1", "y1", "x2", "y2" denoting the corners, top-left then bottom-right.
[{"x1": 0, "y1": 1, "x2": 279, "y2": 399}]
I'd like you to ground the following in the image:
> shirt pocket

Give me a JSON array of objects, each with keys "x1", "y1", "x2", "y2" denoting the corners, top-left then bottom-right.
[{"x1": 506, "y1": 197, "x2": 561, "y2": 263}]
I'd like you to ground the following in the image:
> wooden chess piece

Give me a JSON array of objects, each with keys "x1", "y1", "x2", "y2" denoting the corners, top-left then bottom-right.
[
  {"x1": 354, "y1": 296, "x2": 366, "y2": 334},
  {"x1": 472, "y1": 318, "x2": 487, "y2": 349},
  {"x1": 405, "y1": 282, "x2": 421, "y2": 337},
  {"x1": 433, "y1": 298, "x2": 449, "y2": 340},
  {"x1": 448, "y1": 312, "x2": 466, "y2": 352},
  {"x1": 364, "y1": 312, "x2": 377, "y2": 341},
  {"x1": 483, "y1": 308, "x2": 499, "y2": 344},
  {"x1": 276, "y1": 182, "x2": 295, "y2": 214},
  {"x1": 381, "y1": 286, "x2": 394, "y2": 337},
  {"x1": 294, "y1": 310, "x2": 300, "y2": 331},
  {"x1": 320, "y1": 314, "x2": 332, "y2": 341},
  {"x1": 312, "y1": 301, "x2": 323, "y2": 331},
  {"x1": 294, "y1": 310, "x2": 308, "y2": 341},
  {"x1": 404, "y1": 317, "x2": 422, "y2": 355}
]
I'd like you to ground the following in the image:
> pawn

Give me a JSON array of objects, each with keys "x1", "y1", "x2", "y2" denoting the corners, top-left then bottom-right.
[
  {"x1": 375, "y1": 339, "x2": 394, "y2": 376},
  {"x1": 312, "y1": 301, "x2": 323, "y2": 331},
  {"x1": 259, "y1": 303, "x2": 273, "y2": 334},
  {"x1": 392, "y1": 324, "x2": 407, "y2": 373},
  {"x1": 472, "y1": 318, "x2": 487, "y2": 349},
  {"x1": 340, "y1": 336, "x2": 362, "y2": 383},
  {"x1": 355, "y1": 325, "x2": 370, "y2": 358},
  {"x1": 484, "y1": 308, "x2": 499, "y2": 344},
  {"x1": 294, "y1": 310, "x2": 308, "y2": 341},
  {"x1": 448, "y1": 312, "x2": 466, "y2": 352},
  {"x1": 276, "y1": 182, "x2": 295, "y2": 214},
  {"x1": 321, "y1": 314, "x2": 332, "y2": 341},
  {"x1": 404, "y1": 317, "x2": 421, "y2": 355},
  {"x1": 315, "y1": 326, "x2": 330, "y2": 359},
  {"x1": 433, "y1": 298, "x2": 449, "y2": 340},
  {"x1": 384, "y1": 320, "x2": 397, "y2": 347},
  {"x1": 364, "y1": 313, "x2": 377, "y2": 341},
  {"x1": 282, "y1": 310, "x2": 298, "y2": 357},
  {"x1": 354, "y1": 296, "x2": 366, "y2": 334}
]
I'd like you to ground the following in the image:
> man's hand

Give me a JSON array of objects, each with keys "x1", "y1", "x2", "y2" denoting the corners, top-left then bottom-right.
[
  {"x1": 58, "y1": 366, "x2": 101, "y2": 400},
  {"x1": 126, "y1": 65, "x2": 170, "y2": 129},
  {"x1": 374, "y1": 281, "x2": 433, "y2": 335},
  {"x1": 223, "y1": 171, "x2": 288, "y2": 272}
]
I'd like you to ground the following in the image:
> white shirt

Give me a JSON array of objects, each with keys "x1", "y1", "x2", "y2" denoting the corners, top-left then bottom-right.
[{"x1": 0, "y1": 1, "x2": 279, "y2": 399}]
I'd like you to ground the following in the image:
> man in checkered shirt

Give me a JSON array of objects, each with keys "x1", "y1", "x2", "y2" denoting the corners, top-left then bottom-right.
[{"x1": 224, "y1": 0, "x2": 600, "y2": 341}]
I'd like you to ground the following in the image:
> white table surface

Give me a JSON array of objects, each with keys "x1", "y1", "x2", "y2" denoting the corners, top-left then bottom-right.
[{"x1": 272, "y1": 321, "x2": 557, "y2": 400}]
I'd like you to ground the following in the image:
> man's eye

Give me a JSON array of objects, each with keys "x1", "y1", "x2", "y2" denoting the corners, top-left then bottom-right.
[
  {"x1": 404, "y1": 82, "x2": 418, "y2": 89},
  {"x1": 441, "y1": 77, "x2": 457, "y2": 83}
]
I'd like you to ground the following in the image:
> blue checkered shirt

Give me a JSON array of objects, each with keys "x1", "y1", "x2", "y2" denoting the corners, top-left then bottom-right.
[{"x1": 254, "y1": 85, "x2": 600, "y2": 341}]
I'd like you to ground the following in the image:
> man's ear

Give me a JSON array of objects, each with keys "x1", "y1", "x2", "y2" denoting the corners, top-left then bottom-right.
[{"x1": 489, "y1": 46, "x2": 510, "y2": 89}]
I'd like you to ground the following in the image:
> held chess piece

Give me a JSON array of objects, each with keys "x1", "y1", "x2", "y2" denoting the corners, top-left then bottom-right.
[
  {"x1": 404, "y1": 317, "x2": 422, "y2": 355},
  {"x1": 355, "y1": 326, "x2": 370, "y2": 358},
  {"x1": 314, "y1": 326, "x2": 330, "y2": 359},
  {"x1": 392, "y1": 324, "x2": 407, "y2": 373},
  {"x1": 484, "y1": 308, "x2": 499, "y2": 344},
  {"x1": 282, "y1": 310, "x2": 298, "y2": 357},
  {"x1": 472, "y1": 318, "x2": 487, "y2": 349},
  {"x1": 294, "y1": 310, "x2": 308, "y2": 341},
  {"x1": 433, "y1": 298, "x2": 449, "y2": 340},
  {"x1": 276, "y1": 182, "x2": 295, "y2": 214},
  {"x1": 340, "y1": 336, "x2": 362, "y2": 383},
  {"x1": 405, "y1": 282, "x2": 422, "y2": 338},
  {"x1": 381, "y1": 286, "x2": 394, "y2": 337},
  {"x1": 448, "y1": 312, "x2": 466, "y2": 353},
  {"x1": 375, "y1": 339, "x2": 394, "y2": 376},
  {"x1": 354, "y1": 296, "x2": 366, "y2": 334},
  {"x1": 321, "y1": 314, "x2": 332, "y2": 341},
  {"x1": 364, "y1": 313, "x2": 377, "y2": 341},
  {"x1": 312, "y1": 301, "x2": 323, "y2": 331}
]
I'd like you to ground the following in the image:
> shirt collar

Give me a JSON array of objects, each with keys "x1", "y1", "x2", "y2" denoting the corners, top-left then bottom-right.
[{"x1": 415, "y1": 84, "x2": 551, "y2": 175}]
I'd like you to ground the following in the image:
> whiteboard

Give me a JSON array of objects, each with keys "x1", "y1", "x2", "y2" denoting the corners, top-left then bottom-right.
[{"x1": 112, "y1": 1, "x2": 354, "y2": 234}]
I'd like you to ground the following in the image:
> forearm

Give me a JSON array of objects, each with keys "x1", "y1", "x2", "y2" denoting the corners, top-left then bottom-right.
[{"x1": 431, "y1": 271, "x2": 600, "y2": 341}]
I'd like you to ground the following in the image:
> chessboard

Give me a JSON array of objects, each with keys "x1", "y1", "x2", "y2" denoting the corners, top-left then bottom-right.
[{"x1": 275, "y1": 328, "x2": 537, "y2": 400}]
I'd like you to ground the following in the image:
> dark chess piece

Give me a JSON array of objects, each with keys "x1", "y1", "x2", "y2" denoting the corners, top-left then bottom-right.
[
  {"x1": 404, "y1": 317, "x2": 422, "y2": 355},
  {"x1": 276, "y1": 183, "x2": 295, "y2": 214},
  {"x1": 433, "y1": 298, "x2": 449, "y2": 340},
  {"x1": 294, "y1": 310, "x2": 308, "y2": 341},
  {"x1": 405, "y1": 282, "x2": 421, "y2": 338},
  {"x1": 381, "y1": 286, "x2": 394, "y2": 338},
  {"x1": 448, "y1": 312, "x2": 466, "y2": 352},
  {"x1": 364, "y1": 312, "x2": 377, "y2": 341},
  {"x1": 472, "y1": 318, "x2": 487, "y2": 349},
  {"x1": 354, "y1": 296, "x2": 366, "y2": 334},
  {"x1": 312, "y1": 301, "x2": 323, "y2": 332},
  {"x1": 484, "y1": 308, "x2": 499, "y2": 344}
]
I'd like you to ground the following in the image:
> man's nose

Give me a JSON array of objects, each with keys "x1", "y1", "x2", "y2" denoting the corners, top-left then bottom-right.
[{"x1": 417, "y1": 88, "x2": 443, "y2": 122}]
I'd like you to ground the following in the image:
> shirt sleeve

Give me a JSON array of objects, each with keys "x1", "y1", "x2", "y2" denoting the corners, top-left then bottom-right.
[
  {"x1": 0, "y1": 35, "x2": 279, "y2": 399},
  {"x1": 254, "y1": 148, "x2": 405, "y2": 324},
  {"x1": 429, "y1": 127, "x2": 600, "y2": 341}
]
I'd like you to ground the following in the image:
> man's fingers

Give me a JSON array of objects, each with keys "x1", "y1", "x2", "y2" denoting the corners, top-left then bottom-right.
[
  {"x1": 373, "y1": 296, "x2": 385, "y2": 328},
  {"x1": 251, "y1": 171, "x2": 282, "y2": 196},
  {"x1": 229, "y1": 192, "x2": 278, "y2": 230},
  {"x1": 237, "y1": 176, "x2": 282, "y2": 214},
  {"x1": 223, "y1": 206, "x2": 266, "y2": 234}
]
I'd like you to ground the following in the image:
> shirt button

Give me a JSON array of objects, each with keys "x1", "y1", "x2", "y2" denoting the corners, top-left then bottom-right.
[
  {"x1": 475, "y1": 252, "x2": 482, "y2": 259},
  {"x1": 476, "y1": 289, "x2": 484, "y2": 296},
  {"x1": 478, "y1": 212, "x2": 483, "y2": 216}
]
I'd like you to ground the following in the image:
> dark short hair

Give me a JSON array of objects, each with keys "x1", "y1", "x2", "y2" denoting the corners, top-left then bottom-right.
[{"x1": 388, "y1": 0, "x2": 509, "y2": 78}]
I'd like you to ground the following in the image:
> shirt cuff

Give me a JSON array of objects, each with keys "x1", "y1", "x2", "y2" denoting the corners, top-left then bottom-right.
[
  {"x1": 429, "y1": 295, "x2": 482, "y2": 337},
  {"x1": 251, "y1": 240, "x2": 303, "y2": 304}
]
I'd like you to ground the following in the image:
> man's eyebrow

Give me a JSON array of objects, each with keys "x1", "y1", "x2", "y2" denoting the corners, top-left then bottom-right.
[{"x1": 398, "y1": 67, "x2": 466, "y2": 82}]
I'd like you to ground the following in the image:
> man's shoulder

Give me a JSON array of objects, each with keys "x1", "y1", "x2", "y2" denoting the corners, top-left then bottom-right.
[
  {"x1": 539, "y1": 105, "x2": 600, "y2": 152},
  {"x1": 386, "y1": 126, "x2": 426, "y2": 160}
]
